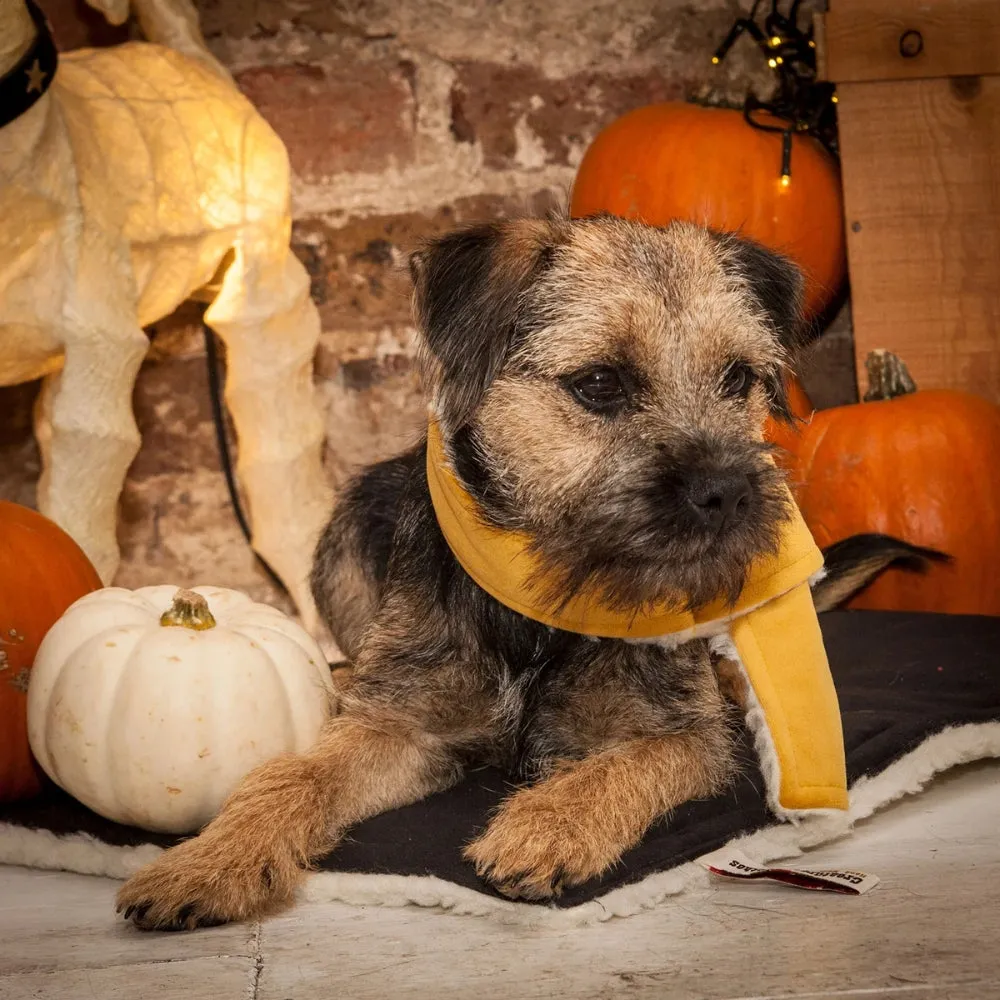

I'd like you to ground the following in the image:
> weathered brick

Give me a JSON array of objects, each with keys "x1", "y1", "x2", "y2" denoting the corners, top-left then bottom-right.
[
  {"x1": 116, "y1": 469, "x2": 294, "y2": 614},
  {"x1": 339, "y1": 353, "x2": 414, "y2": 392},
  {"x1": 449, "y1": 63, "x2": 685, "y2": 170},
  {"x1": 293, "y1": 190, "x2": 561, "y2": 367},
  {"x1": 292, "y1": 214, "x2": 413, "y2": 353},
  {"x1": 236, "y1": 60, "x2": 416, "y2": 181},
  {"x1": 128, "y1": 355, "x2": 221, "y2": 482},
  {"x1": 635, "y1": 3, "x2": 742, "y2": 67},
  {"x1": 301, "y1": 191, "x2": 567, "y2": 489},
  {"x1": 799, "y1": 302, "x2": 859, "y2": 410},
  {"x1": 318, "y1": 367, "x2": 426, "y2": 488},
  {"x1": 0, "y1": 382, "x2": 40, "y2": 509},
  {"x1": 145, "y1": 303, "x2": 208, "y2": 363},
  {"x1": 0, "y1": 381, "x2": 37, "y2": 449},
  {"x1": 196, "y1": 0, "x2": 367, "y2": 40}
]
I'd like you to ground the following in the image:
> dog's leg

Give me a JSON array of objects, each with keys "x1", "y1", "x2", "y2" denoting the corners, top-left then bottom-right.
[
  {"x1": 116, "y1": 711, "x2": 461, "y2": 930},
  {"x1": 203, "y1": 239, "x2": 330, "y2": 632},
  {"x1": 34, "y1": 318, "x2": 148, "y2": 583},
  {"x1": 465, "y1": 726, "x2": 732, "y2": 900},
  {"x1": 714, "y1": 656, "x2": 750, "y2": 709}
]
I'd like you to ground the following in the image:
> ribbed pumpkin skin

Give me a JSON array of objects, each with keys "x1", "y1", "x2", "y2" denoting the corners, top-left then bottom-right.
[
  {"x1": 570, "y1": 103, "x2": 846, "y2": 319},
  {"x1": 27, "y1": 585, "x2": 336, "y2": 833},
  {"x1": 791, "y1": 391, "x2": 1000, "y2": 615},
  {"x1": 0, "y1": 501, "x2": 103, "y2": 802}
]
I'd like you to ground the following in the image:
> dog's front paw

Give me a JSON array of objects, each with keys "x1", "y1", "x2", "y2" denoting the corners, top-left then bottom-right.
[
  {"x1": 116, "y1": 834, "x2": 295, "y2": 931},
  {"x1": 463, "y1": 789, "x2": 619, "y2": 901}
]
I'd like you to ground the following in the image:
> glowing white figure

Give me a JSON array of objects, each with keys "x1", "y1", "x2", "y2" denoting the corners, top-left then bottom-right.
[{"x1": 0, "y1": 0, "x2": 331, "y2": 631}]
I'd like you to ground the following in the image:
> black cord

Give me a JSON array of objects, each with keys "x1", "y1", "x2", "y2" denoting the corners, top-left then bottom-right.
[
  {"x1": 714, "y1": 0, "x2": 840, "y2": 172},
  {"x1": 202, "y1": 322, "x2": 290, "y2": 595}
]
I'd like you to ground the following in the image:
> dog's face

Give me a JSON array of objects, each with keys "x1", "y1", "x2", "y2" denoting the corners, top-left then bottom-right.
[{"x1": 411, "y1": 216, "x2": 803, "y2": 610}]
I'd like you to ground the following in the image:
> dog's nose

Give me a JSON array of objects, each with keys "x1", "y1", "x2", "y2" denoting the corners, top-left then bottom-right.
[{"x1": 686, "y1": 471, "x2": 752, "y2": 531}]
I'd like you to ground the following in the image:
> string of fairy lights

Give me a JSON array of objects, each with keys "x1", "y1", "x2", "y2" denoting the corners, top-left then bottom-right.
[{"x1": 712, "y1": 0, "x2": 839, "y2": 184}]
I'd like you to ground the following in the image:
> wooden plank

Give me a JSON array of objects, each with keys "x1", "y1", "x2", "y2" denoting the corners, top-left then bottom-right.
[
  {"x1": 823, "y1": 0, "x2": 1000, "y2": 83},
  {"x1": 0, "y1": 956, "x2": 251, "y2": 1000},
  {"x1": 836, "y1": 75, "x2": 1000, "y2": 402},
  {"x1": 0, "y1": 764, "x2": 999, "y2": 998},
  {"x1": 0, "y1": 867, "x2": 254, "y2": 975},
  {"x1": 256, "y1": 766, "x2": 1000, "y2": 1000}
]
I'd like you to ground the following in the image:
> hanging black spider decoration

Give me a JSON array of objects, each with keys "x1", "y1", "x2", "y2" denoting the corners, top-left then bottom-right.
[{"x1": 713, "y1": 0, "x2": 839, "y2": 182}]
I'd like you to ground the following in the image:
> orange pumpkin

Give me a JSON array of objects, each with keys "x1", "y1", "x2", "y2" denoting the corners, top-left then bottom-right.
[
  {"x1": 570, "y1": 102, "x2": 846, "y2": 319},
  {"x1": 765, "y1": 373, "x2": 812, "y2": 469},
  {"x1": 0, "y1": 501, "x2": 103, "y2": 801},
  {"x1": 790, "y1": 351, "x2": 1000, "y2": 616}
]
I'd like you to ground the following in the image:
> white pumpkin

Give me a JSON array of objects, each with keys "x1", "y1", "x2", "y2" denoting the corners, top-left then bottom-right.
[{"x1": 27, "y1": 586, "x2": 335, "y2": 834}]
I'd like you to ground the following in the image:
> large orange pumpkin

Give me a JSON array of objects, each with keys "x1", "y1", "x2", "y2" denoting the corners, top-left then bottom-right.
[
  {"x1": 790, "y1": 351, "x2": 1000, "y2": 615},
  {"x1": 0, "y1": 501, "x2": 103, "y2": 801},
  {"x1": 570, "y1": 102, "x2": 846, "y2": 319}
]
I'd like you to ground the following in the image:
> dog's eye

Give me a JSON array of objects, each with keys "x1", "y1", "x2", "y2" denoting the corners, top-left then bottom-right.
[
  {"x1": 721, "y1": 361, "x2": 758, "y2": 400},
  {"x1": 568, "y1": 367, "x2": 629, "y2": 412}
]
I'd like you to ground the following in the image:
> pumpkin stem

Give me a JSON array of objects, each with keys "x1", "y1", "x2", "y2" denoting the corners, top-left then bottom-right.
[
  {"x1": 160, "y1": 589, "x2": 217, "y2": 630},
  {"x1": 864, "y1": 349, "x2": 917, "y2": 402}
]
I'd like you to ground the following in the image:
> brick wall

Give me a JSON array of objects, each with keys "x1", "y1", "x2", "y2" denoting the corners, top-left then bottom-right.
[{"x1": 0, "y1": 0, "x2": 856, "y2": 611}]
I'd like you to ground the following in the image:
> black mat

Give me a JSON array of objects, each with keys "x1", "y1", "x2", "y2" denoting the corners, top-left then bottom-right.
[{"x1": 3, "y1": 611, "x2": 999, "y2": 908}]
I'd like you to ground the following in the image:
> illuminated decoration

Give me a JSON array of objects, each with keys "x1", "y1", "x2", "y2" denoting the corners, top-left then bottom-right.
[
  {"x1": 712, "y1": 0, "x2": 839, "y2": 181},
  {"x1": 0, "y1": 0, "x2": 331, "y2": 631}
]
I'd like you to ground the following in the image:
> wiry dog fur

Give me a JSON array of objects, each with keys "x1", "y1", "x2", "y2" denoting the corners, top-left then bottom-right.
[{"x1": 116, "y1": 216, "x2": 923, "y2": 930}]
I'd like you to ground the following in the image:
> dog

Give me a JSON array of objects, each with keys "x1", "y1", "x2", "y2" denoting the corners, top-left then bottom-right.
[{"x1": 116, "y1": 215, "x2": 931, "y2": 930}]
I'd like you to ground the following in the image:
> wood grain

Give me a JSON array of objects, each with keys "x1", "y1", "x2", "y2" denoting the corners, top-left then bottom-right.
[
  {"x1": 823, "y1": 0, "x2": 1000, "y2": 83},
  {"x1": 259, "y1": 763, "x2": 1000, "y2": 999},
  {"x1": 836, "y1": 75, "x2": 1000, "y2": 402},
  {"x1": 1, "y1": 764, "x2": 1000, "y2": 998},
  {"x1": 0, "y1": 957, "x2": 254, "y2": 1000},
  {"x1": 0, "y1": 867, "x2": 254, "y2": 975}
]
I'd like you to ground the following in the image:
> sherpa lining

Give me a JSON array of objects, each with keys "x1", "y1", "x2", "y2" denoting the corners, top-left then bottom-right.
[
  {"x1": 1, "y1": 610, "x2": 997, "y2": 926},
  {"x1": 1, "y1": 721, "x2": 996, "y2": 928}
]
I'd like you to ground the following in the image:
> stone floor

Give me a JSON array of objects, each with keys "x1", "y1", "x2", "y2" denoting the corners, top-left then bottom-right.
[{"x1": 1, "y1": 761, "x2": 998, "y2": 1000}]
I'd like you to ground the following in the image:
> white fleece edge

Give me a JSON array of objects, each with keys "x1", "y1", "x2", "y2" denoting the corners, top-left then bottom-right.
[
  {"x1": 0, "y1": 721, "x2": 997, "y2": 928},
  {"x1": 708, "y1": 633, "x2": 828, "y2": 824}
]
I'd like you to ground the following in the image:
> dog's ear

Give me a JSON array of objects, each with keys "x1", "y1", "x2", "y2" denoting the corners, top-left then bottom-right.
[
  {"x1": 721, "y1": 235, "x2": 805, "y2": 352},
  {"x1": 411, "y1": 220, "x2": 558, "y2": 430},
  {"x1": 718, "y1": 234, "x2": 806, "y2": 423}
]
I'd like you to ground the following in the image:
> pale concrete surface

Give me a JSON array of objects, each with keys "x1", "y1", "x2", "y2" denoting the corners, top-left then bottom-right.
[{"x1": 1, "y1": 762, "x2": 999, "y2": 1000}]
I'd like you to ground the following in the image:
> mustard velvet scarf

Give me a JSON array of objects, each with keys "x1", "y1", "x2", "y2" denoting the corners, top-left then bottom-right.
[{"x1": 426, "y1": 420, "x2": 848, "y2": 815}]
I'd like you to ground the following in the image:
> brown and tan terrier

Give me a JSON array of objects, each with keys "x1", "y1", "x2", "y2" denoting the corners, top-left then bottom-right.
[{"x1": 116, "y1": 215, "x2": 924, "y2": 930}]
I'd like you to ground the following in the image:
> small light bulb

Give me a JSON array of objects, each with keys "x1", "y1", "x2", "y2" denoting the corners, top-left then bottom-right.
[
  {"x1": 831, "y1": 94, "x2": 839, "y2": 103},
  {"x1": 808, "y1": 39, "x2": 816, "y2": 48},
  {"x1": 780, "y1": 174, "x2": 791, "y2": 188},
  {"x1": 767, "y1": 57, "x2": 778, "y2": 68},
  {"x1": 775, "y1": 55, "x2": 783, "y2": 64},
  {"x1": 770, "y1": 35, "x2": 782, "y2": 46},
  {"x1": 711, "y1": 55, "x2": 720, "y2": 64}
]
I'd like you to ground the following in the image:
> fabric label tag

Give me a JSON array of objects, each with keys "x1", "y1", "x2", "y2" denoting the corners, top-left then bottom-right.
[{"x1": 698, "y1": 848, "x2": 880, "y2": 895}]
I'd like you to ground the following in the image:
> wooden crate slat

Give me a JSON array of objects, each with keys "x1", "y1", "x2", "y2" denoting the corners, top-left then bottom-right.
[
  {"x1": 823, "y1": 0, "x2": 1000, "y2": 84},
  {"x1": 836, "y1": 75, "x2": 1000, "y2": 402}
]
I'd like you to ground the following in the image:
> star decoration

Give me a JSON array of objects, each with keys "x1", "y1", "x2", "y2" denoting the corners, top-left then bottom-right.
[{"x1": 25, "y1": 60, "x2": 47, "y2": 95}]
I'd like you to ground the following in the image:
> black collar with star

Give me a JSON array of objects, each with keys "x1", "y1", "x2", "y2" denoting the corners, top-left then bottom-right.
[{"x1": 0, "y1": 0, "x2": 58, "y2": 129}]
